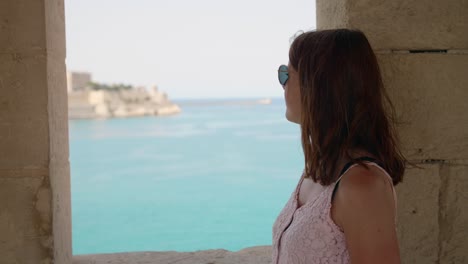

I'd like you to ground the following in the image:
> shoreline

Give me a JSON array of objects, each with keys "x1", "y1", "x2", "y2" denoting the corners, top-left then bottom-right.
[{"x1": 174, "y1": 97, "x2": 275, "y2": 107}]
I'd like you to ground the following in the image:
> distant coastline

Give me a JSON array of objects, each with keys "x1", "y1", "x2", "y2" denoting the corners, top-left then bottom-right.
[
  {"x1": 173, "y1": 97, "x2": 279, "y2": 107},
  {"x1": 67, "y1": 71, "x2": 181, "y2": 119},
  {"x1": 68, "y1": 88, "x2": 181, "y2": 120}
]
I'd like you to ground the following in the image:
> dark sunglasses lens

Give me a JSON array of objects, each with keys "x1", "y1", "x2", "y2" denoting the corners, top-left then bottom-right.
[
  {"x1": 278, "y1": 65, "x2": 288, "y2": 85},
  {"x1": 279, "y1": 72, "x2": 288, "y2": 85}
]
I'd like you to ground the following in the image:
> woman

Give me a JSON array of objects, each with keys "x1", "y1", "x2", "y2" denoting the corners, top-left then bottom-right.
[{"x1": 272, "y1": 29, "x2": 406, "y2": 264}]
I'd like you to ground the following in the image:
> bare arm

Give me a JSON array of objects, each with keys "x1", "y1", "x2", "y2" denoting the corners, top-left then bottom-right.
[{"x1": 331, "y1": 166, "x2": 401, "y2": 264}]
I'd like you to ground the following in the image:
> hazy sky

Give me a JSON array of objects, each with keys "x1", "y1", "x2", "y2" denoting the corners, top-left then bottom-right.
[{"x1": 65, "y1": 0, "x2": 316, "y2": 99}]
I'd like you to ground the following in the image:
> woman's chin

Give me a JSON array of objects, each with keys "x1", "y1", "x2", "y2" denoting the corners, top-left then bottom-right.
[{"x1": 285, "y1": 112, "x2": 300, "y2": 124}]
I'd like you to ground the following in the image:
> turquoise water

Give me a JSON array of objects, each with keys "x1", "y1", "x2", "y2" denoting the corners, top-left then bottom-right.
[{"x1": 70, "y1": 98, "x2": 304, "y2": 255}]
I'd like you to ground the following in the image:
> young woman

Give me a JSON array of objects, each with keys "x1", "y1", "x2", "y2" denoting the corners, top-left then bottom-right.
[{"x1": 272, "y1": 29, "x2": 406, "y2": 264}]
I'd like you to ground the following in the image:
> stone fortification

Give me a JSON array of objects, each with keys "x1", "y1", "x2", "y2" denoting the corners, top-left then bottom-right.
[{"x1": 68, "y1": 83, "x2": 181, "y2": 119}]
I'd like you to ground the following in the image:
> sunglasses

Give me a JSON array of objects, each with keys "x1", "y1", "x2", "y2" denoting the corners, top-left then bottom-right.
[{"x1": 277, "y1": 64, "x2": 289, "y2": 86}]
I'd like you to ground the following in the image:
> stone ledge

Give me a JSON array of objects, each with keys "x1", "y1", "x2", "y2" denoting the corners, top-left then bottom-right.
[{"x1": 73, "y1": 245, "x2": 272, "y2": 264}]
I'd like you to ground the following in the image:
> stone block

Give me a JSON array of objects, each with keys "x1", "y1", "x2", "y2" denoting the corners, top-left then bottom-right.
[
  {"x1": 0, "y1": 0, "x2": 46, "y2": 54},
  {"x1": 439, "y1": 163, "x2": 468, "y2": 263},
  {"x1": 48, "y1": 56, "x2": 70, "y2": 165},
  {"x1": 315, "y1": 0, "x2": 348, "y2": 29},
  {"x1": 316, "y1": 0, "x2": 468, "y2": 50},
  {"x1": 45, "y1": 0, "x2": 67, "y2": 58},
  {"x1": 0, "y1": 176, "x2": 52, "y2": 263},
  {"x1": 395, "y1": 164, "x2": 440, "y2": 264},
  {"x1": 0, "y1": 0, "x2": 70, "y2": 263},
  {"x1": 0, "y1": 120, "x2": 50, "y2": 169},
  {"x1": 377, "y1": 53, "x2": 468, "y2": 160},
  {"x1": 0, "y1": 234, "x2": 52, "y2": 264},
  {"x1": 50, "y1": 162, "x2": 72, "y2": 263},
  {"x1": 0, "y1": 53, "x2": 51, "y2": 168},
  {"x1": 0, "y1": 54, "x2": 49, "y2": 120}
]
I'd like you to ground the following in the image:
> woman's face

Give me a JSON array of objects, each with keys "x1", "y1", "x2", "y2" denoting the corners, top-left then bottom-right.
[{"x1": 283, "y1": 63, "x2": 301, "y2": 124}]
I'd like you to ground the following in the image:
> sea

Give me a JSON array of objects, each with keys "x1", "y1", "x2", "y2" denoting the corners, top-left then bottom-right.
[{"x1": 69, "y1": 97, "x2": 305, "y2": 255}]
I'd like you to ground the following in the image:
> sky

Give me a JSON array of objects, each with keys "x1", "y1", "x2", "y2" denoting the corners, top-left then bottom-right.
[{"x1": 65, "y1": 0, "x2": 316, "y2": 99}]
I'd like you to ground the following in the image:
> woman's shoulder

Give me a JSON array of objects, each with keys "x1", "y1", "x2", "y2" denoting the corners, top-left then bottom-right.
[
  {"x1": 332, "y1": 163, "x2": 397, "y2": 226},
  {"x1": 337, "y1": 163, "x2": 394, "y2": 201},
  {"x1": 331, "y1": 163, "x2": 401, "y2": 263},
  {"x1": 342, "y1": 164, "x2": 391, "y2": 188}
]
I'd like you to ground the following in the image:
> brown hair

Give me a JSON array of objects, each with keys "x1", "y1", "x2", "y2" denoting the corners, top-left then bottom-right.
[{"x1": 289, "y1": 28, "x2": 407, "y2": 186}]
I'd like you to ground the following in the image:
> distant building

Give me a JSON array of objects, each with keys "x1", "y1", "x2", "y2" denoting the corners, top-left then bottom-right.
[
  {"x1": 67, "y1": 72, "x2": 92, "y2": 92},
  {"x1": 67, "y1": 75, "x2": 181, "y2": 119}
]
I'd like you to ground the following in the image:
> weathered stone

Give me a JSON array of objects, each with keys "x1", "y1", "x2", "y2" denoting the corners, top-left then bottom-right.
[
  {"x1": 378, "y1": 53, "x2": 468, "y2": 161},
  {"x1": 47, "y1": 53, "x2": 70, "y2": 166},
  {"x1": 0, "y1": 0, "x2": 46, "y2": 54},
  {"x1": 315, "y1": 0, "x2": 348, "y2": 29},
  {"x1": 44, "y1": 3, "x2": 73, "y2": 259},
  {"x1": 0, "y1": 234, "x2": 52, "y2": 264},
  {"x1": 45, "y1": 0, "x2": 67, "y2": 58},
  {"x1": 73, "y1": 245, "x2": 273, "y2": 264},
  {"x1": 0, "y1": 54, "x2": 50, "y2": 169},
  {"x1": 0, "y1": 0, "x2": 71, "y2": 263},
  {"x1": 395, "y1": 164, "x2": 440, "y2": 264},
  {"x1": 439, "y1": 163, "x2": 468, "y2": 263},
  {"x1": 0, "y1": 176, "x2": 52, "y2": 264},
  {"x1": 50, "y1": 163, "x2": 72, "y2": 264},
  {"x1": 317, "y1": 0, "x2": 468, "y2": 50}
]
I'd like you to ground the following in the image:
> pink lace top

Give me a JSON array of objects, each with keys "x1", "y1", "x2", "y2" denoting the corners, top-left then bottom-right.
[{"x1": 271, "y1": 161, "x2": 397, "y2": 264}]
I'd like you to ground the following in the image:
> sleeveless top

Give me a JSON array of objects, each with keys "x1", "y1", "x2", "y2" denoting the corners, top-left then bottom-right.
[{"x1": 271, "y1": 157, "x2": 397, "y2": 264}]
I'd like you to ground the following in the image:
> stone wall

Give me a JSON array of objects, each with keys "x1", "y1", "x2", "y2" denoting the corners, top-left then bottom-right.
[
  {"x1": 0, "y1": 0, "x2": 72, "y2": 263},
  {"x1": 1, "y1": 0, "x2": 466, "y2": 263},
  {"x1": 317, "y1": 0, "x2": 468, "y2": 263}
]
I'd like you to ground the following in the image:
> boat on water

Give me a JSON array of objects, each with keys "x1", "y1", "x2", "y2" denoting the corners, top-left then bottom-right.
[{"x1": 257, "y1": 98, "x2": 272, "y2": 105}]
